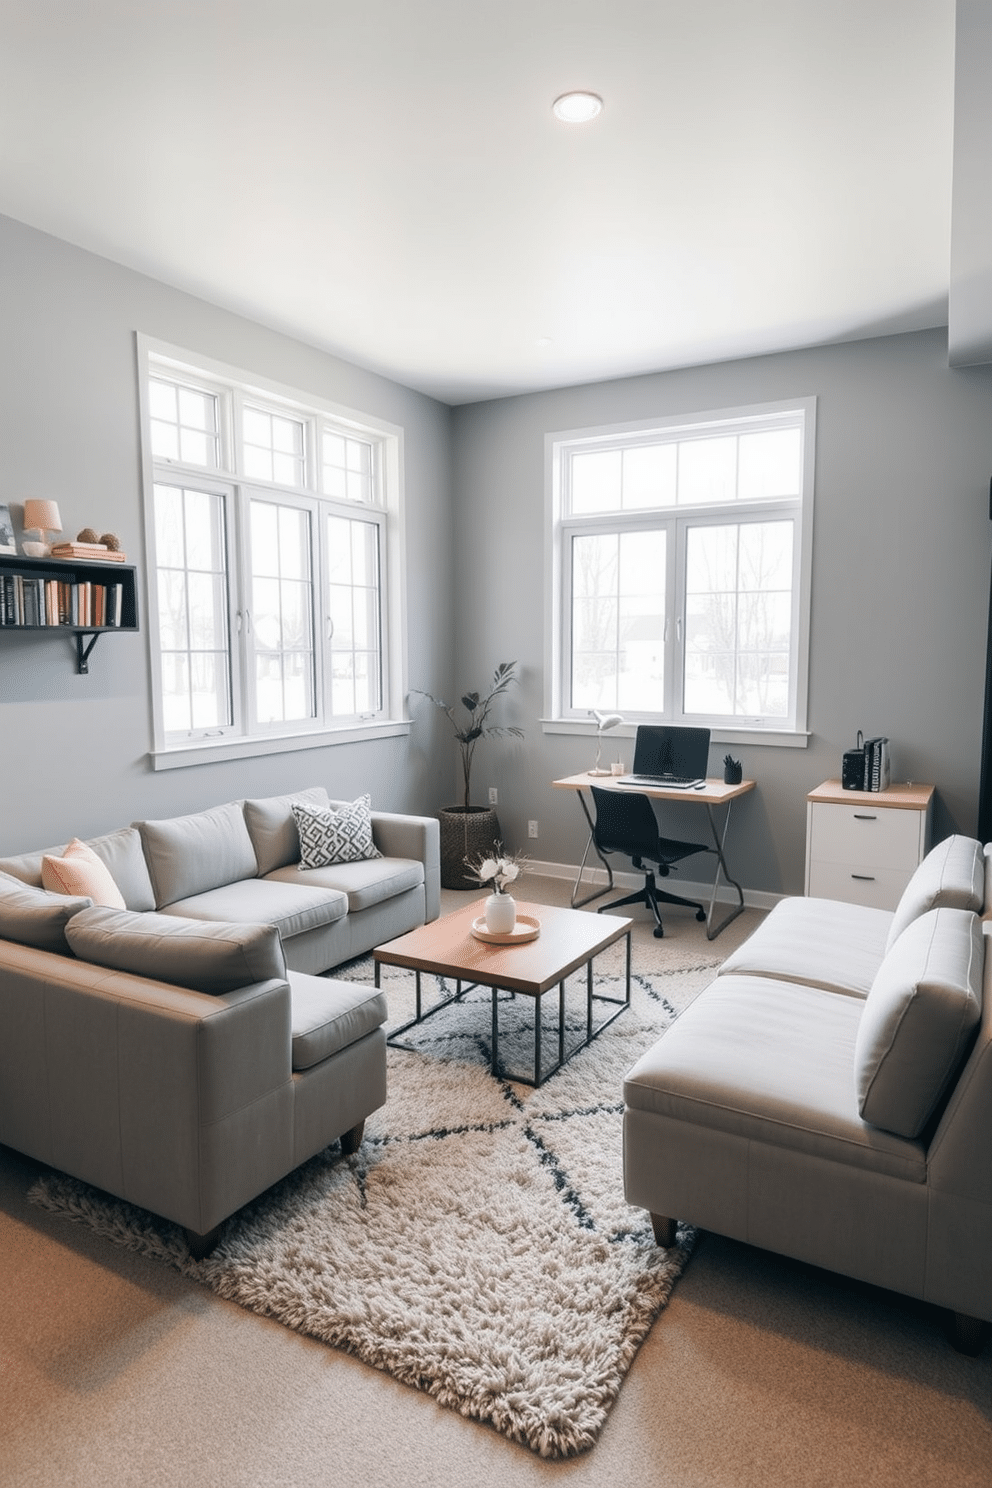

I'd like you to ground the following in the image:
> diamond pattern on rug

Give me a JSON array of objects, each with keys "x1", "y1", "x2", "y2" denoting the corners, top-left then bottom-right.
[{"x1": 28, "y1": 958, "x2": 717, "y2": 1460}]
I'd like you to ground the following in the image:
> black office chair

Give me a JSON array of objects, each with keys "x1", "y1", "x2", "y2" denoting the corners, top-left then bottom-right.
[{"x1": 590, "y1": 785, "x2": 709, "y2": 938}]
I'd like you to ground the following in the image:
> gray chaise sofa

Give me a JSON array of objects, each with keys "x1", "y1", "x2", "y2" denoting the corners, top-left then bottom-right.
[
  {"x1": 623, "y1": 833, "x2": 992, "y2": 1340},
  {"x1": 0, "y1": 787, "x2": 440, "y2": 1253}
]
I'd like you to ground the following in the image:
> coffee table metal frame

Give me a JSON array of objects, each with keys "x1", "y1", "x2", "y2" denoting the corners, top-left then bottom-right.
[{"x1": 373, "y1": 900, "x2": 633, "y2": 1087}]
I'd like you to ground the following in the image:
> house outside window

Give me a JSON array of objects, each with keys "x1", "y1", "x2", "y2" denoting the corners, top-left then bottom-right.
[
  {"x1": 549, "y1": 399, "x2": 815, "y2": 739},
  {"x1": 138, "y1": 337, "x2": 405, "y2": 768}
]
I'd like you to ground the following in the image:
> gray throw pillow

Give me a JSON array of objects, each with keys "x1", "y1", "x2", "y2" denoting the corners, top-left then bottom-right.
[
  {"x1": 65, "y1": 906, "x2": 287, "y2": 994},
  {"x1": 292, "y1": 795, "x2": 382, "y2": 868},
  {"x1": 0, "y1": 870, "x2": 92, "y2": 954},
  {"x1": 243, "y1": 786, "x2": 330, "y2": 876},
  {"x1": 856, "y1": 907, "x2": 983, "y2": 1138}
]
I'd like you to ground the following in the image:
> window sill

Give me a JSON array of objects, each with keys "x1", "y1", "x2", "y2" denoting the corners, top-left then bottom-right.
[
  {"x1": 540, "y1": 719, "x2": 810, "y2": 749},
  {"x1": 149, "y1": 718, "x2": 411, "y2": 771}
]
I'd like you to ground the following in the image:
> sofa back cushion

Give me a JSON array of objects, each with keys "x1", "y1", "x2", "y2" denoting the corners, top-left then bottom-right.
[
  {"x1": 856, "y1": 907, "x2": 983, "y2": 1138},
  {"x1": 0, "y1": 870, "x2": 92, "y2": 953},
  {"x1": 0, "y1": 825, "x2": 156, "y2": 911},
  {"x1": 884, "y1": 835, "x2": 984, "y2": 953},
  {"x1": 65, "y1": 906, "x2": 287, "y2": 994},
  {"x1": 136, "y1": 801, "x2": 258, "y2": 908},
  {"x1": 243, "y1": 786, "x2": 330, "y2": 877}
]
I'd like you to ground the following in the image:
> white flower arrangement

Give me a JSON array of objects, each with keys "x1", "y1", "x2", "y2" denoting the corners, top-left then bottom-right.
[{"x1": 464, "y1": 845, "x2": 528, "y2": 895}]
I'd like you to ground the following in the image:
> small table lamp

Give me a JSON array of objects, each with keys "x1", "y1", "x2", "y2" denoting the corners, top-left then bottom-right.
[
  {"x1": 22, "y1": 499, "x2": 63, "y2": 557},
  {"x1": 588, "y1": 709, "x2": 624, "y2": 775}
]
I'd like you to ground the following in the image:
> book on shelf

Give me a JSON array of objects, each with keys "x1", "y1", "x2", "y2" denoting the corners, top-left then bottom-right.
[
  {"x1": 864, "y1": 736, "x2": 891, "y2": 792},
  {"x1": 0, "y1": 571, "x2": 126, "y2": 628},
  {"x1": 49, "y1": 543, "x2": 127, "y2": 561}
]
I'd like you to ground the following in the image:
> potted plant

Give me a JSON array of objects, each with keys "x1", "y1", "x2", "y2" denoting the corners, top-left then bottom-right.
[{"x1": 414, "y1": 661, "x2": 523, "y2": 888}]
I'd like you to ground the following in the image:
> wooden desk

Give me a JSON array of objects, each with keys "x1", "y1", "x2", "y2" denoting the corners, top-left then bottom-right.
[{"x1": 552, "y1": 772, "x2": 756, "y2": 940}]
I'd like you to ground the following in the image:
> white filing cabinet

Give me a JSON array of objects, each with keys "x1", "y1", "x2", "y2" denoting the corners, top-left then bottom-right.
[{"x1": 804, "y1": 779, "x2": 935, "y2": 910}]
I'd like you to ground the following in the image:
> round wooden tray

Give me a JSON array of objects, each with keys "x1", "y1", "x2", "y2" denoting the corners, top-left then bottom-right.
[{"x1": 470, "y1": 913, "x2": 541, "y2": 945}]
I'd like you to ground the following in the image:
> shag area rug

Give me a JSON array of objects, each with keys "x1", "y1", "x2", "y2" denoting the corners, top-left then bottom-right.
[{"x1": 29, "y1": 922, "x2": 728, "y2": 1459}]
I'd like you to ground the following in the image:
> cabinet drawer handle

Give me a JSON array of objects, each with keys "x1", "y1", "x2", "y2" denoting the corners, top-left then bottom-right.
[
  {"x1": 853, "y1": 814, "x2": 877, "y2": 821},
  {"x1": 851, "y1": 873, "x2": 876, "y2": 881}
]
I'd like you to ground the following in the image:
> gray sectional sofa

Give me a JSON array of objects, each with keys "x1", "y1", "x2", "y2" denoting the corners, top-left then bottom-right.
[
  {"x1": 623, "y1": 833, "x2": 992, "y2": 1339},
  {"x1": 0, "y1": 787, "x2": 440, "y2": 1253}
]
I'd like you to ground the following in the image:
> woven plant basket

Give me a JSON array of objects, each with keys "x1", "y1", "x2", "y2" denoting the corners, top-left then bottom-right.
[{"x1": 438, "y1": 806, "x2": 501, "y2": 889}]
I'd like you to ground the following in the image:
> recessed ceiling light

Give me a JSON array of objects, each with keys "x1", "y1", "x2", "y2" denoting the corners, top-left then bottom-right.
[
  {"x1": 552, "y1": 91, "x2": 603, "y2": 124},
  {"x1": 536, "y1": 336, "x2": 553, "y2": 347}
]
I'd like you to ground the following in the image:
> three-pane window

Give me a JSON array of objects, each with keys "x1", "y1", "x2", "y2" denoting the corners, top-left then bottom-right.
[{"x1": 143, "y1": 351, "x2": 390, "y2": 750}]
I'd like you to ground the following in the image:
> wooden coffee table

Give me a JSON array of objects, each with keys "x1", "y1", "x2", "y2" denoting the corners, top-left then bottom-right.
[{"x1": 373, "y1": 899, "x2": 632, "y2": 1086}]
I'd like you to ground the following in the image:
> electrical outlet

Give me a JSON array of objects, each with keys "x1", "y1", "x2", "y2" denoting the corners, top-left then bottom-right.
[
  {"x1": 488, "y1": 787, "x2": 498, "y2": 806},
  {"x1": 528, "y1": 820, "x2": 539, "y2": 838}
]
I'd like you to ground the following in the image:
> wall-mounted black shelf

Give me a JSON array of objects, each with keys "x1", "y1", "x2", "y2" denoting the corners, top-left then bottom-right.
[{"x1": 0, "y1": 552, "x2": 139, "y2": 674}]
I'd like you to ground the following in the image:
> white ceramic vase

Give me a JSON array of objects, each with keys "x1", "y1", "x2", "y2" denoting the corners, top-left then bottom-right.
[{"x1": 485, "y1": 892, "x2": 517, "y2": 934}]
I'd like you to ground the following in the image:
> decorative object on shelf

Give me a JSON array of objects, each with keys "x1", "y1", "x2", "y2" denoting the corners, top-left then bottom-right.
[
  {"x1": 21, "y1": 499, "x2": 63, "y2": 558},
  {"x1": 588, "y1": 710, "x2": 624, "y2": 775},
  {"x1": 51, "y1": 540, "x2": 127, "y2": 562},
  {"x1": 723, "y1": 754, "x2": 743, "y2": 785},
  {"x1": 77, "y1": 527, "x2": 100, "y2": 543},
  {"x1": 0, "y1": 505, "x2": 15, "y2": 555},
  {"x1": 414, "y1": 662, "x2": 524, "y2": 888},
  {"x1": 100, "y1": 532, "x2": 122, "y2": 552},
  {"x1": 465, "y1": 846, "x2": 529, "y2": 934}
]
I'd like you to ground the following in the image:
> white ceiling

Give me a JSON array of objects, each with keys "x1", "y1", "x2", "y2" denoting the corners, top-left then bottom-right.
[{"x1": 0, "y1": 0, "x2": 955, "y2": 405}]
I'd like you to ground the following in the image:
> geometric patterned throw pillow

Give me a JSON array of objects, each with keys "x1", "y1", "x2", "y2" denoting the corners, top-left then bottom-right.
[{"x1": 292, "y1": 795, "x2": 383, "y2": 869}]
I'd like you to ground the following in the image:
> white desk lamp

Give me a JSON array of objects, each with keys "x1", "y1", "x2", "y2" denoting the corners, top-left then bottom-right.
[
  {"x1": 22, "y1": 499, "x2": 63, "y2": 557},
  {"x1": 588, "y1": 709, "x2": 624, "y2": 775}
]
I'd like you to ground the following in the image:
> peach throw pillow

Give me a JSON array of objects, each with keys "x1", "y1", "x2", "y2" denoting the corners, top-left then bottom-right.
[{"x1": 42, "y1": 838, "x2": 126, "y2": 910}]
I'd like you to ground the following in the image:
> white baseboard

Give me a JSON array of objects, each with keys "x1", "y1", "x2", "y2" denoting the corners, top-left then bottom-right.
[{"x1": 523, "y1": 857, "x2": 784, "y2": 914}]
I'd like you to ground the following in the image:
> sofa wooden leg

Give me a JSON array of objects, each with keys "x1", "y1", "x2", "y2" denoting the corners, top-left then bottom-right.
[
  {"x1": 183, "y1": 1224, "x2": 222, "y2": 1260},
  {"x1": 950, "y1": 1312, "x2": 988, "y2": 1356},
  {"x1": 340, "y1": 1119, "x2": 365, "y2": 1155},
  {"x1": 650, "y1": 1213, "x2": 677, "y2": 1248}
]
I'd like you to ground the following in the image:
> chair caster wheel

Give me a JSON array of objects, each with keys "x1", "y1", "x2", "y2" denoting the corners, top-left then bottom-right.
[
  {"x1": 653, "y1": 926, "x2": 665, "y2": 938},
  {"x1": 695, "y1": 909, "x2": 706, "y2": 922}
]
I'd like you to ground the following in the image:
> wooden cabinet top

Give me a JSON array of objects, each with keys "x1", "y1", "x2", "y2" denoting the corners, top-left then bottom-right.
[{"x1": 807, "y1": 779, "x2": 935, "y2": 811}]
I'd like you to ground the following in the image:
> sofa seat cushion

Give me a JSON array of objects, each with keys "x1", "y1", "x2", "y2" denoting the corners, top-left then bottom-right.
[
  {"x1": 718, "y1": 896, "x2": 891, "y2": 998},
  {"x1": 160, "y1": 878, "x2": 348, "y2": 940},
  {"x1": 243, "y1": 787, "x2": 330, "y2": 877},
  {"x1": 0, "y1": 871, "x2": 92, "y2": 953},
  {"x1": 624, "y1": 975, "x2": 927, "y2": 1183},
  {"x1": 65, "y1": 906, "x2": 287, "y2": 994},
  {"x1": 884, "y1": 835, "x2": 985, "y2": 953},
  {"x1": 136, "y1": 801, "x2": 259, "y2": 908},
  {"x1": 856, "y1": 908, "x2": 983, "y2": 1138},
  {"x1": 264, "y1": 856, "x2": 424, "y2": 914},
  {"x1": 288, "y1": 970, "x2": 388, "y2": 1070}
]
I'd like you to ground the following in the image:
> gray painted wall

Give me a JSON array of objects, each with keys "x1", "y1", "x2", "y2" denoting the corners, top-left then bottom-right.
[
  {"x1": 0, "y1": 213, "x2": 454, "y2": 855},
  {"x1": 3, "y1": 210, "x2": 991, "y2": 898},
  {"x1": 450, "y1": 328, "x2": 992, "y2": 895}
]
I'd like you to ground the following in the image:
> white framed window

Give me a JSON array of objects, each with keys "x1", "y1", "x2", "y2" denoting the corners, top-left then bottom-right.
[
  {"x1": 137, "y1": 336, "x2": 406, "y2": 768},
  {"x1": 548, "y1": 399, "x2": 815, "y2": 739}
]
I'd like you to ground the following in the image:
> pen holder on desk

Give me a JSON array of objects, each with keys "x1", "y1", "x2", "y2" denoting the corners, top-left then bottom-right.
[{"x1": 723, "y1": 755, "x2": 743, "y2": 785}]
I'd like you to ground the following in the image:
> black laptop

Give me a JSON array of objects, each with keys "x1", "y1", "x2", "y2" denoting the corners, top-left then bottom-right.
[{"x1": 615, "y1": 725, "x2": 711, "y2": 789}]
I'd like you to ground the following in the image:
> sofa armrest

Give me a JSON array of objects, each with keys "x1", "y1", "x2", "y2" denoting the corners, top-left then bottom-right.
[
  {"x1": 0, "y1": 942, "x2": 294, "y2": 1232},
  {"x1": 371, "y1": 811, "x2": 440, "y2": 922}
]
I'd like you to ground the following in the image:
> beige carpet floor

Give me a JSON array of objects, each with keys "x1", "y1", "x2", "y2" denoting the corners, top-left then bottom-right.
[{"x1": 3, "y1": 875, "x2": 992, "y2": 1486}]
